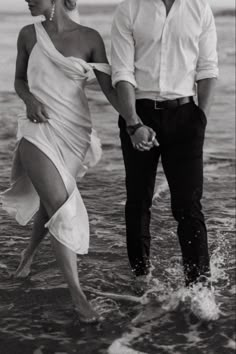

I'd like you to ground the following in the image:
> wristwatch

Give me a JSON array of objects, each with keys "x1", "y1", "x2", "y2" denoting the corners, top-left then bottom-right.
[{"x1": 126, "y1": 123, "x2": 143, "y2": 136}]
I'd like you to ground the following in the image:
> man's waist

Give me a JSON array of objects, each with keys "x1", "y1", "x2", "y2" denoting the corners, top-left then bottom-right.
[
  {"x1": 135, "y1": 87, "x2": 196, "y2": 102},
  {"x1": 136, "y1": 97, "x2": 194, "y2": 110}
]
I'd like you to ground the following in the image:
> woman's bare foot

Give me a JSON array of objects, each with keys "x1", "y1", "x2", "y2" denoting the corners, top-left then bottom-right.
[
  {"x1": 14, "y1": 249, "x2": 34, "y2": 278},
  {"x1": 73, "y1": 293, "x2": 100, "y2": 324}
]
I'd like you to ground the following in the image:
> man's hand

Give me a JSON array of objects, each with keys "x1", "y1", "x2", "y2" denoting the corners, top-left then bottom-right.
[
  {"x1": 26, "y1": 97, "x2": 50, "y2": 123},
  {"x1": 131, "y1": 126, "x2": 159, "y2": 151}
]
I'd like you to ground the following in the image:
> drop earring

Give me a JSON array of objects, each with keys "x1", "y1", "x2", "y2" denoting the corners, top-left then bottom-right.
[{"x1": 49, "y1": 1, "x2": 55, "y2": 21}]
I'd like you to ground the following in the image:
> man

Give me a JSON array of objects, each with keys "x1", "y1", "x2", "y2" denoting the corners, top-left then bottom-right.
[{"x1": 111, "y1": 0, "x2": 219, "y2": 317}]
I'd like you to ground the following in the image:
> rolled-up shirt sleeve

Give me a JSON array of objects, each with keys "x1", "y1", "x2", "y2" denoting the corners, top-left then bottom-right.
[
  {"x1": 196, "y1": 3, "x2": 219, "y2": 81},
  {"x1": 111, "y1": 1, "x2": 137, "y2": 88}
]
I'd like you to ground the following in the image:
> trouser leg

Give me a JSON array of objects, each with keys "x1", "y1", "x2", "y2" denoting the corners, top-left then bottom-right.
[
  {"x1": 119, "y1": 112, "x2": 160, "y2": 276},
  {"x1": 161, "y1": 102, "x2": 210, "y2": 285}
]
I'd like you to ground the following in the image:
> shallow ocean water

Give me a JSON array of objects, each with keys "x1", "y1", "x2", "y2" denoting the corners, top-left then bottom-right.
[{"x1": 0, "y1": 5, "x2": 235, "y2": 354}]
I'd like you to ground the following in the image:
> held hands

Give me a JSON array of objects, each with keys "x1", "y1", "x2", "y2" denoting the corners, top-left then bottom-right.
[
  {"x1": 26, "y1": 97, "x2": 50, "y2": 123},
  {"x1": 130, "y1": 125, "x2": 159, "y2": 151}
]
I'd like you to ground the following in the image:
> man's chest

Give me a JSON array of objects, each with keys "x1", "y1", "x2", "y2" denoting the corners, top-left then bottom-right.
[{"x1": 132, "y1": 3, "x2": 203, "y2": 47}]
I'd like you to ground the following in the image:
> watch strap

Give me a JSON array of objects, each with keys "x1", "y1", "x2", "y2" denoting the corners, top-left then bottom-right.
[{"x1": 126, "y1": 123, "x2": 143, "y2": 136}]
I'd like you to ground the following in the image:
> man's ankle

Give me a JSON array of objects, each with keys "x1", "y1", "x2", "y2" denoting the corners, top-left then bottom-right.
[{"x1": 187, "y1": 275, "x2": 212, "y2": 291}]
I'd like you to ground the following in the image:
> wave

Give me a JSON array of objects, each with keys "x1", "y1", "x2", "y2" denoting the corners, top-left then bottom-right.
[
  {"x1": 0, "y1": 5, "x2": 235, "y2": 17},
  {"x1": 214, "y1": 9, "x2": 235, "y2": 17}
]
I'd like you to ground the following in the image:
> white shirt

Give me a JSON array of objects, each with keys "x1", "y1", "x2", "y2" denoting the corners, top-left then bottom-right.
[{"x1": 111, "y1": 0, "x2": 219, "y2": 100}]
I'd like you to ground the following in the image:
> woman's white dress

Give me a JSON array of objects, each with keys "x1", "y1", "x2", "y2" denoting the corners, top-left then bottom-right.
[{"x1": 1, "y1": 22, "x2": 111, "y2": 254}]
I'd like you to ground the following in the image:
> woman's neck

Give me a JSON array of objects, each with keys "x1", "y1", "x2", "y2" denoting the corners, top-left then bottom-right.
[{"x1": 44, "y1": 2, "x2": 73, "y2": 33}]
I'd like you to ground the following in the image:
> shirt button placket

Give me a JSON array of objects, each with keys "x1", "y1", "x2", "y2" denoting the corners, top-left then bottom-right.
[
  {"x1": 159, "y1": 3, "x2": 167, "y2": 94},
  {"x1": 160, "y1": 29, "x2": 167, "y2": 92}
]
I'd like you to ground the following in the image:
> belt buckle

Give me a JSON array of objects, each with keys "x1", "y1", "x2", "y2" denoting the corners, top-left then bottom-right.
[{"x1": 154, "y1": 100, "x2": 161, "y2": 110}]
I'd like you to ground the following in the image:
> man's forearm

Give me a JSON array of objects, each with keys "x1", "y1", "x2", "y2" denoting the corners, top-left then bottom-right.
[
  {"x1": 197, "y1": 78, "x2": 217, "y2": 116},
  {"x1": 116, "y1": 81, "x2": 141, "y2": 125}
]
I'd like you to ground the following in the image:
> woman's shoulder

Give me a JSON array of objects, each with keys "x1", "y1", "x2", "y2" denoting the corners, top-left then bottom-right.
[
  {"x1": 18, "y1": 24, "x2": 36, "y2": 42},
  {"x1": 76, "y1": 25, "x2": 104, "y2": 48},
  {"x1": 17, "y1": 24, "x2": 37, "y2": 54},
  {"x1": 19, "y1": 24, "x2": 35, "y2": 37},
  {"x1": 77, "y1": 24, "x2": 102, "y2": 39}
]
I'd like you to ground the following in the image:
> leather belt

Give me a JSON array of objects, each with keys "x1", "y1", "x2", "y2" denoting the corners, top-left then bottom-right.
[{"x1": 138, "y1": 96, "x2": 193, "y2": 110}]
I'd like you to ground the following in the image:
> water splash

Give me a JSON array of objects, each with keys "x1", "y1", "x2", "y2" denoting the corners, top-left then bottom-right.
[
  {"x1": 108, "y1": 328, "x2": 147, "y2": 354},
  {"x1": 210, "y1": 231, "x2": 231, "y2": 285},
  {"x1": 189, "y1": 285, "x2": 220, "y2": 321}
]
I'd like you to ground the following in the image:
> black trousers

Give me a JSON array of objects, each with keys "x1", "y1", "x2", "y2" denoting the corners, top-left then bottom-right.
[{"x1": 119, "y1": 100, "x2": 210, "y2": 286}]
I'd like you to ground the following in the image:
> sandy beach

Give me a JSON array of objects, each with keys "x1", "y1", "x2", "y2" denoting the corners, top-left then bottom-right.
[{"x1": 0, "y1": 4, "x2": 235, "y2": 354}]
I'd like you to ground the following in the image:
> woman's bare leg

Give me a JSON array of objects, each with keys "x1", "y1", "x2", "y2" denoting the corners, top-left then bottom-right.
[
  {"x1": 51, "y1": 236, "x2": 98, "y2": 321},
  {"x1": 18, "y1": 139, "x2": 98, "y2": 322},
  {"x1": 15, "y1": 203, "x2": 48, "y2": 278}
]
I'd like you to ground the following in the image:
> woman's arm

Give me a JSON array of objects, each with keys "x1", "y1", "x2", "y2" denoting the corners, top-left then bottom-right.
[
  {"x1": 90, "y1": 31, "x2": 157, "y2": 150},
  {"x1": 15, "y1": 26, "x2": 49, "y2": 123},
  {"x1": 90, "y1": 31, "x2": 121, "y2": 113},
  {"x1": 90, "y1": 30, "x2": 142, "y2": 124}
]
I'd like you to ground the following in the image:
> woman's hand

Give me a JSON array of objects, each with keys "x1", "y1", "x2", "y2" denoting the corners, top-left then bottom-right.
[
  {"x1": 26, "y1": 97, "x2": 50, "y2": 123},
  {"x1": 131, "y1": 126, "x2": 159, "y2": 151}
]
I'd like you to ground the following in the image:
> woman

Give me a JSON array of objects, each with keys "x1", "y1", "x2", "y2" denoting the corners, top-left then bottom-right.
[
  {"x1": 1, "y1": 0, "x2": 156, "y2": 323},
  {"x1": 1, "y1": 0, "x2": 124, "y2": 324}
]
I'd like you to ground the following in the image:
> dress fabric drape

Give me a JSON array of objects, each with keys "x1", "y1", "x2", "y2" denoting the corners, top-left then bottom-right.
[{"x1": 1, "y1": 21, "x2": 111, "y2": 254}]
